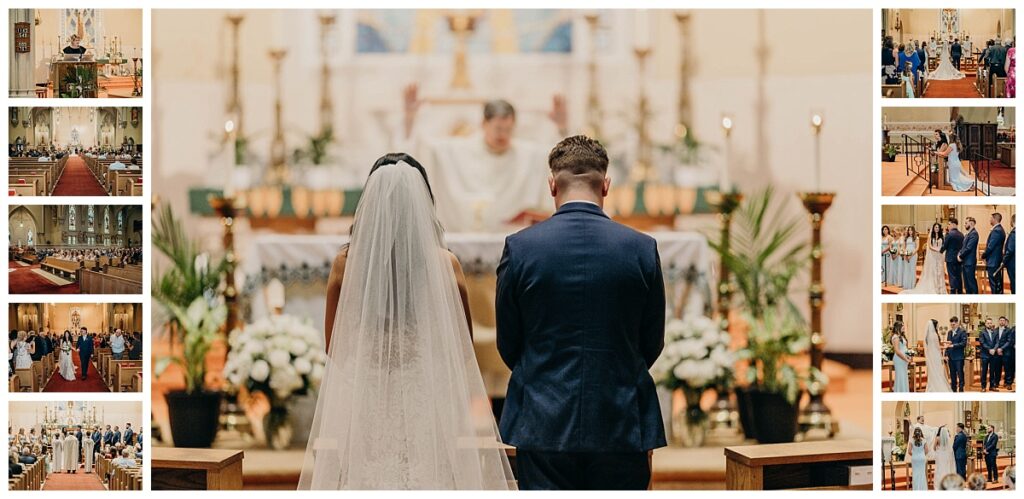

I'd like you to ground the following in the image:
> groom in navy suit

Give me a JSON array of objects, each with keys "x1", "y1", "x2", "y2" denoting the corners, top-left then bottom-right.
[
  {"x1": 1003, "y1": 214, "x2": 1016, "y2": 294},
  {"x1": 496, "y1": 135, "x2": 666, "y2": 490},
  {"x1": 958, "y1": 217, "x2": 980, "y2": 294},
  {"x1": 941, "y1": 218, "x2": 964, "y2": 294},
  {"x1": 76, "y1": 327, "x2": 94, "y2": 380},
  {"x1": 982, "y1": 213, "x2": 1006, "y2": 294},
  {"x1": 984, "y1": 425, "x2": 1000, "y2": 482},
  {"x1": 979, "y1": 319, "x2": 1000, "y2": 391},
  {"x1": 946, "y1": 317, "x2": 967, "y2": 392},
  {"x1": 953, "y1": 423, "x2": 968, "y2": 478}
]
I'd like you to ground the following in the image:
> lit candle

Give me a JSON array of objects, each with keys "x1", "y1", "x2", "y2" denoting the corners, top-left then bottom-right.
[
  {"x1": 720, "y1": 114, "x2": 733, "y2": 193},
  {"x1": 634, "y1": 10, "x2": 651, "y2": 50},
  {"x1": 811, "y1": 111, "x2": 824, "y2": 192},
  {"x1": 224, "y1": 119, "x2": 237, "y2": 197}
]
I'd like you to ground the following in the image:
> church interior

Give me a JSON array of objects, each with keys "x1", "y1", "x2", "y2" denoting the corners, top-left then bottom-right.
[
  {"x1": 881, "y1": 107, "x2": 1015, "y2": 197},
  {"x1": 881, "y1": 9, "x2": 1015, "y2": 98},
  {"x1": 9, "y1": 9, "x2": 143, "y2": 99},
  {"x1": 881, "y1": 401, "x2": 1016, "y2": 491},
  {"x1": 880, "y1": 302, "x2": 1016, "y2": 393},
  {"x1": 9, "y1": 106, "x2": 144, "y2": 196},
  {"x1": 881, "y1": 204, "x2": 1016, "y2": 295},
  {"x1": 8, "y1": 401, "x2": 143, "y2": 491},
  {"x1": 8, "y1": 302, "x2": 144, "y2": 393},
  {"x1": 148, "y1": 9, "x2": 873, "y2": 490},
  {"x1": 9, "y1": 204, "x2": 143, "y2": 295}
]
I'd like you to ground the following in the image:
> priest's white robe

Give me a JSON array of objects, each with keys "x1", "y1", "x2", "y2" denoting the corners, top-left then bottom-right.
[
  {"x1": 63, "y1": 435, "x2": 79, "y2": 473},
  {"x1": 82, "y1": 437, "x2": 95, "y2": 472},
  {"x1": 52, "y1": 436, "x2": 63, "y2": 473},
  {"x1": 420, "y1": 134, "x2": 551, "y2": 233}
]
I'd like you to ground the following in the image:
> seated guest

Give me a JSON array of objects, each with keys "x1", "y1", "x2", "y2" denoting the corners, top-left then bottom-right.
[
  {"x1": 1005, "y1": 465, "x2": 1016, "y2": 490},
  {"x1": 938, "y1": 473, "x2": 965, "y2": 490},
  {"x1": 967, "y1": 472, "x2": 988, "y2": 491},
  {"x1": 9, "y1": 450, "x2": 22, "y2": 479},
  {"x1": 111, "y1": 447, "x2": 136, "y2": 469},
  {"x1": 17, "y1": 446, "x2": 36, "y2": 465}
]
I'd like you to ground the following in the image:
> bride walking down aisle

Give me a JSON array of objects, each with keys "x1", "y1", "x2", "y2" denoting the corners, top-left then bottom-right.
[
  {"x1": 58, "y1": 333, "x2": 77, "y2": 382},
  {"x1": 929, "y1": 39, "x2": 965, "y2": 80}
]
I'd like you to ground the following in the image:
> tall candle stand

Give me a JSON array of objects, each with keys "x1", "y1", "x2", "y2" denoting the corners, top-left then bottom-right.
[
  {"x1": 446, "y1": 12, "x2": 480, "y2": 90},
  {"x1": 225, "y1": 14, "x2": 246, "y2": 143},
  {"x1": 797, "y1": 191, "x2": 837, "y2": 437},
  {"x1": 583, "y1": 13, "x2": 604, "y2": 139},
  {"x1": 131, "y1": 57, "x2": 141, "y2": 96},
  {"x1": 705, "y1": 190, "x2": 742, "y2": 433},
  {"x1": 631, "y1": 47, "x2": 653, "y2": 182},
  {"x1": 209, "y1": 195, "x2": 241, "y2": 334},
  {"x1": 317, "y1": 12, "x2": 336, "y2": 136},
  {"x1": 267, "y1": 48, "x2": 289, "y2": 185}
]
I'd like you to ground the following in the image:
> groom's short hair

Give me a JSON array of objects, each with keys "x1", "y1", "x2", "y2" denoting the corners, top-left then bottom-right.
[
  {"x1": 950, "y1": 316, "x2": 960, "y2": 324},
  {"x1": 992, "y1": 212, "x2": 1002, "y2": 222},
  {"x1": 958, "y1": 423, "x2": 965, "y2": 430},
  {"x1": 548, "y1": 135, "x2": 608, "y2": 190},
  {"x1": 948, "y1": 217, "x2": 958, "y2": 225}
]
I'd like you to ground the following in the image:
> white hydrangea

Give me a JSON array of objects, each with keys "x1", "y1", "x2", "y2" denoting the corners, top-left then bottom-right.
[
  {"x1": 653, "y1": 315, "x2": 734, "y2": 391},
  {"x1": 250, "y1": 359, "x2": 271, "y2": 383}
]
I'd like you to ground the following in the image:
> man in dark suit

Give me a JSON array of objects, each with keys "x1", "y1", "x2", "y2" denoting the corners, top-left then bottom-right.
[
  {"x1": 122, "y1": 423, "x2": 134, "y2": 446},
  {"x1": 30, "y1": 331, "x2": 46, "y2": 362},
  {"x1": 941, "y1": 218, "x2": 965, "y2": 294},
  {"x1": 76, "y1": 327, "x2": 94, "y2": 380},
  {"x1": 996, "y1": 316, "x2": 1013, "y2": 390},
  {"x1": 990, "y1": 42, "x2": 1008, "y2": 77},
  {"x1": 102, "y1": 425, "x2": 114, "y2": 446},
  {"x1": 496, "y1": 135, "x2": 666, "y2": 490},
  {"x1": 111, "y1": 426, "x2": 122, "y2": 446},
  {"x1": 951, "y1": 39, "x2": 963, "y2": 70},
  {"x1": 983, "y1": 213, "x2": 1006, "y2": 294},
  {"x1": 953, "y1": 423, "x2": 969, "y2": 478},
  {"x1": 947, "y1": 317, "x2": 967, "y2": 392},
  {"x1": 984, "y1": 425, "x2": 999, "y2": 482},
  {"x1": 75, "y1": 426, "x2": 83, "y2": 460},
  {"x1": 91, "y1": 426, "x2": 102, "y2": 448},
  {"x1": 958, "y1": 217, "x2": 980, "y2": 294},
  {"x1": 1001, "y1": 319, "x2": 1015, "y2": 389},
  {"x1": 979, "y1": 318, "x2": 999, "y2": 391},
  {"x1": 1003, "y1": 214, "x2": 1016, "y2": 294}
]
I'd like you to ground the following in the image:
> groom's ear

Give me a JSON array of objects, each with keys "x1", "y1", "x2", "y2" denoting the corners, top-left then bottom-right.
[
  {"x1": 602, "y1": 176, "x2": 611, "y2": 197},
  {"x1": 548, "y1": 174, "x2": 557, "y2": 197}
]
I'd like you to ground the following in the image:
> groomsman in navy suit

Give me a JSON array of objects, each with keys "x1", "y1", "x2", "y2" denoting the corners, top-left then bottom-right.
[
  {"x1": 958, "y1": 217, "x2": 980, "y2": 294},
  {"x1": 979, "y1": 318, "x2": 1000, "y2": 391},
  {"x1": 941, "y1": 218, "x2": 965, "y2": 294},
  {"x1": 983, "y1": 425, "x2": 1000, "y2": 482},
  {"x1": 1003, "y1": 214, "x2": 1016, "y2": 294},
  {"x1": 946, "y1": 316, "x2": 967, "y2": 392},
  {"x1": 995, "y1": 317, "x2": 1013, "y2": 390},
  {"x1": 982, "y1": 213, "x2": 1006, "y2": 294},
  {"x1": 1001, "y1": 318, "x2": 1015, "y2": 388},
  {"x1": 953, "y1": 423, "x2": 968, "y2": 478}
]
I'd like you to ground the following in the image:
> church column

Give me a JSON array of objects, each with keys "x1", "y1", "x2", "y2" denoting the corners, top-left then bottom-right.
[{"x1": 10, "y1": 9, "x2": 36, "y2": 97}]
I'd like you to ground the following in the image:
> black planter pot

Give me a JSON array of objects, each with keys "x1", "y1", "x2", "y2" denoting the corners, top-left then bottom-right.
[
  {"x1": 165, "y1": 390, "x2": 223, "y2": 448},
  {"x1": 734, "y1": 386, "x2": 758, "y2": 440},
  {"x1": 748, "y1": 389, "x2": 799, "y2": 444},
  {"x1": 884, "y1": 153, "x2": 897, "y2": 162}
]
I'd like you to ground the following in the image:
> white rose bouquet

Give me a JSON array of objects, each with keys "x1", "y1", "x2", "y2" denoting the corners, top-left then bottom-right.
[
  {"x1": 223, "y1": 314, "x2": 327, "y2": 406},
  {"x1": 651, "y1": 316, "x2": 735, "y2": 394}
]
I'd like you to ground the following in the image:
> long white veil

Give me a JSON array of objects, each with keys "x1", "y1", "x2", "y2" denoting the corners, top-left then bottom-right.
[
  {"x1": 925, "y1": 320, "x2": 952, "y2": 392},
  {"x1": 932, "y1": 426, "x2": 956, "y2": 489},
  {"x1": 297, "y1": 163, "x2": 515, "y2": 490},
  {"x1": 929, "y1": 40, "x2": 965, "y2": 80}
]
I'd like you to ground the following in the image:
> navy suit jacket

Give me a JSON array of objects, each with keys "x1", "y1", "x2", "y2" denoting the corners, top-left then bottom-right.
[
  {"x1": 982, "y1": 225, "x2": 1006, "y2": 268},
  {"x1": 995, "y1": 327, "x2": 1012, "y2": 353},
  {"x1": 91, "y1": 432, "x2": 101, "y2": 445},
  {"x1": 496, "y1": 202, "x2": 667, "y2": 453},
  {"x1": 959, "y1": 229, "x2": 979, "y2": 267},
  {"x1": 123, "y1": 428, "x2": 134, "y2": 445},
  {"x1": 1005, "y1": 228, "x2": 1016, "y2": 267},
  {"x1": 953, "y1": 432, "x2": 968, "y2": 460},
  {"x1": 985, "y1": 433, "x2": 999, "y2": 456},
  {"x1": 979, "y1": 328, "x2": 998, "y2": 359},
  {"x1": 946, "y1": 327, "x2": 967, "y2": 361},
  {"x1": 941, "y1": 229, "x2": 964, "y2": 263},
  {"x1": 77, "y1": 335, "x2": 94, "y2": 358},
  {"x1": 1004, "y1": 327, "x2": 1016, "y2": 356},
  {"x1": 951, "y1": 43, "x2": 962, "y2": 58}
]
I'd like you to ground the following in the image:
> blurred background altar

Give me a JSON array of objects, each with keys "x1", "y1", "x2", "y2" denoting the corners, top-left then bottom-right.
[{"x1": 149, "y1": 8, "x2": 873, "y2": 490}]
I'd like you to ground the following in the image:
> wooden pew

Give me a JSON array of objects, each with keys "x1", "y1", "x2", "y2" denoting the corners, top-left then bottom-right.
[
  {"x1": 9, "y1": 181, "x2": 38, "y2": 196},
  {"x1": 881, "y1": 81, "x2": 906, "y2": 98},
  {"x1": 130, "y1": 178, "x2": 143, "y2": 196},
  {"x1": 9, "y1": 374, "x2": 22, "y2": 392},
  {"x1": 31, "y1": 360, "x2": 45, "y2": 391},
  {"x1": 14, "y1": 367, "x2": 36, "y2": 391},
  {"x1": 152, "y1": 448, "x2": 244, "y2": 490},
  {"x1": 79, "y1": 268, "x2": 143, "y2": 294},
  {"x1": 725, "y1": 439, "x2": 872, "y2": 490},
  {"x1": 40, "y1": 257, "x2": 82, "y2": 280},
  {"x1": 113, "y1": 361, "x2": 142, "y2": 392}
]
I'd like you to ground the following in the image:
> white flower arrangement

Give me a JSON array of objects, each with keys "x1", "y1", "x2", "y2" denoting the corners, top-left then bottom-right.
[
  {"x1": 651, "y1": 316, "x2": 735, "y2": 391},
  {"x1": 223, "y1": 314, "x2": 327, "y2": 404}
]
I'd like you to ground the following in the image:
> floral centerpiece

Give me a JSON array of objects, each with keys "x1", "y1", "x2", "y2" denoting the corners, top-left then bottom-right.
[
  {"x1": 891, "y1": 430, "x2": 907, "y2": 462},
  {"x1": 223, "y1": 314, "x2": 327, "y2": 449},
  {"x1": 651, "y1": 315, "x2": 734, "y2": 447}
]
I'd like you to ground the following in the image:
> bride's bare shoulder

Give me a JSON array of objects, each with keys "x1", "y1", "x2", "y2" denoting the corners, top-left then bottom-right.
[{"x1": 329, "y1": 246, "x2": 349, "y2": 277}]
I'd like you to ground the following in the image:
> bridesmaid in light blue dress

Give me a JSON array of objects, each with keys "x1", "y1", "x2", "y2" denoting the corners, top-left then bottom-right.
[
  {"x1": 882, "y1": 226, "x2": 893, "y2": 285},
  {"x1": 910, "y1": 428, "x2": 928, "y2": 490},
  {"x1": 903, "y1": 226, "x2": 918, "y2": 289},
  {"x1": 893, "y1": 228, "x2": 906, "y2": 287},
  {"x1": 888, "y1": 228, "x2": 900, "y2": 286},
  {"x1": 891, "y1": 322, "x2": 911, "y2": 393}
]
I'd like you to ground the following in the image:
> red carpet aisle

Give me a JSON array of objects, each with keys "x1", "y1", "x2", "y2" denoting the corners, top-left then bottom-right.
[
  {"x1": 43, "y1": 353, "x2": 109, "y2": 392},
  {"x1": 923, "y1": 78, "x2": 984, "y2": 98},
  {"x1": 51, "y1": 156, "x2": 108, "y2": 196},
  {"x1": 42, "y1": 470, "x2": 105, "y2": 491},
  {"x1": 8, "y1": 262, "x2": 80, "y2": 294},
  {"x1": 986, "y1": 163, "x2": 1015, "y2": 187}
]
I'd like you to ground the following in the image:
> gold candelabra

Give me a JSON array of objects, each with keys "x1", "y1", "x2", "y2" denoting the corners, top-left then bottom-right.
[
  {"x1": 583, "y1": 13, "x2": 604, "y2": 139},
  {"x1": 209, "y1": 195, "x2": 241, "y2": 334},
  {"x1": 225, "y1": 14, "x2": 245, "y2": 144},
  {"x1": 674, "y1": 11, "x2": 693, "y2": 139},
  {"x1": 706, "y1": 189, "x2": 742, "y2": 433},
  {"x1": 631, "y1": 47, "x2": 653, "y2": 182},
  {"x1": 267, "y1": 48, "x2": 289, "y2": 185},
  {"x1": 318, "y1": 12, "x2": 336, "y2": 136},
  {"x1": 798, "y1": 191, "x2": 836, "y2": 437},
  {"x1": 446, "y1": 12, "x2": 480, "y2": 90}
]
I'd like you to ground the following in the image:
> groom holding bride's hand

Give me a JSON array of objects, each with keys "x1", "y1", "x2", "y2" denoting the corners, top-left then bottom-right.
[{"x1": 496, "y1": 135, "x2": 667, "y2": 490}]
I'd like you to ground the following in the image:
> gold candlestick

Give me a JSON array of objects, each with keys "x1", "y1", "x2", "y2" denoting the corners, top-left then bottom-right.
[
  {"x1": 674, "y1": 11, "x2": 693, "y2": 138},
  {"x1": 225, "y1": 14, "x2": 246, "y2": 144},
  {"x1": 446, "y1": 12, "x2": 480, "y2": 90},
  {"x1": 318, "y1": 12, "x2": 336, "y2": 137},
  {"x1": 583, "y1": 13, "x2": 604, "y2": 139},
  {"x1": 631, "y1": 47, "x2": 653, "y2": 182},
  {"x1": 267, "y1": 48, "x2": 289, "y2": 185},
  {"x1": 798, "y1": 191, "x2": 836, "y2": 438},
  {"x1": 209, "y1": 195, "x2": 241, "y2": 335},
  {"x1": 705, "y1": 190, "x2": 742, "y2": 432}
]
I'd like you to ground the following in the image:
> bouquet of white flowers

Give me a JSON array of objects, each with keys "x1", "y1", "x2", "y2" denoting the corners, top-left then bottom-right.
[
  {"x1": 223, "y1": 314, "x2": 327, "y2": 405},
  {"x1": 651, "y1": 316, "x2": 735, "y2": 392}
]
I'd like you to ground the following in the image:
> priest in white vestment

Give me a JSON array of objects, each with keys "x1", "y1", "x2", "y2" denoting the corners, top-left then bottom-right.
[
  {"x1": 82, "y1": 431, "x2": 95, "y2": 473},
  {"x1": 401, "y1": 84, "x2": 567, "y2": 233},
  {"x1": 52, "y1": 433, "x2": 64, "y2": 473},
  {"x1": 63, "y1": 431, "x2": 79, "y2": 473},
  {"x1": 912, "y1": 416, "x2": 939, "y2": 453}
]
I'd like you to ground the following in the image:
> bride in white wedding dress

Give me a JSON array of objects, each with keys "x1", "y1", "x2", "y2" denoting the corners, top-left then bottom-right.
[
  {"x1": 929, "y1": 40, "x2": 965, "y2": 80},
  {"x1": 932, "y1": 426, "x2": 956, "y2": 489},
  {"x1": 924, "y1": 319, "x2": 952, "y2": 392},
  {"x1": 903, "y1": 223, "x2": 947, "y2": 294}
]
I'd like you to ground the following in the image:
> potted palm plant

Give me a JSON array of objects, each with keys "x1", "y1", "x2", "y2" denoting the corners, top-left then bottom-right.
[
  {"x1": 153, "y1": 203, "x2": 228, "y2": 448},
  {"x1": 708, "y1": 187, "x2": 817, "y2": 443}
]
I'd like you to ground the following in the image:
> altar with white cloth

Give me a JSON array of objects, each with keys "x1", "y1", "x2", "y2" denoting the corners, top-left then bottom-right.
[{"x1": 241, "y1": 230, "x2": 714, "y2": 398}]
